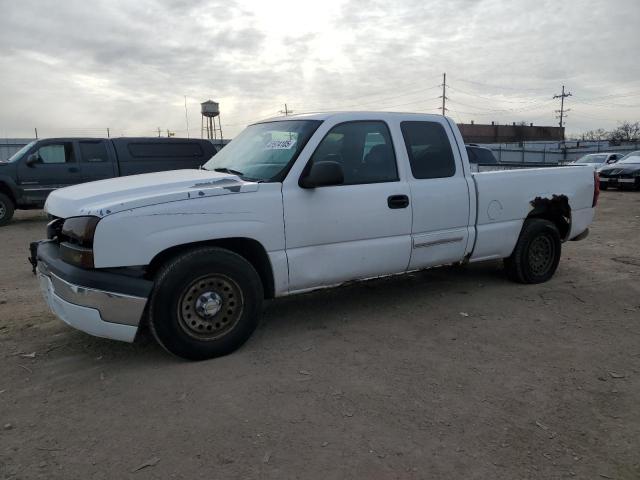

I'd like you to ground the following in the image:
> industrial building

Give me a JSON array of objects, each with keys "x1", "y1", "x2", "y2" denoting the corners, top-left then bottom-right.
[{"x1": 458, "y1": 122, "x2": 564, "y2": 144}]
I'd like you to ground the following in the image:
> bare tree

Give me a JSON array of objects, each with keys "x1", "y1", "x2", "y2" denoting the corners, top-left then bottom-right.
[
  {"x1": 583, "y1": 128, "x2": 608, "y2": 141},
  {"x1": 609, "y1": 121, "x2": 640, "y2": 142}
]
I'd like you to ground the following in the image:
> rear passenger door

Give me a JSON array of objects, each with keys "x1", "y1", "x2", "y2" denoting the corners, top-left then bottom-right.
[
  {"x1": 401, "y1": 120, "x2": 473, "y2": 270},
  {"x1": 78, "y1": 140, "x2": 117, "y2": 183}
]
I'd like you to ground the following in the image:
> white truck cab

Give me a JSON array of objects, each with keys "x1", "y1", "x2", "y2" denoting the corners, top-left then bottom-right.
[{"x1": 33, "y1": 112, "x2": 598, "y2": 359}]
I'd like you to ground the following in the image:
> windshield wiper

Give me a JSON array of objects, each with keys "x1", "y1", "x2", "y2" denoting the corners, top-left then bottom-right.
[
  {"x1": 214, "y1": 167, "x2": 245, "y2": 177},
  {"x1": 212, "y1": 167, "x2": 263, "y2": 183}
]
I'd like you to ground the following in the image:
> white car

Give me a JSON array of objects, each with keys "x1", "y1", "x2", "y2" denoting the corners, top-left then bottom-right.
[
  {"x1": 32, "y1": 112, "x2": 598, "y2": 359},
  {"x1": 571, "y1": 152, "x2": 624, "y2": 170}
]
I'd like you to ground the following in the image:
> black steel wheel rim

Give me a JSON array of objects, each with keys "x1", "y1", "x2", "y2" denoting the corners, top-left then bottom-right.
[
  {"x1": 177, "y1": 274, "x2": 244, "y2": 340},
  {"x1": 0, "y1": 201, "x2": 5, "y2": 219},
  {"x1": 528, "y1": 234, "x2": 555, "y2": 276}
]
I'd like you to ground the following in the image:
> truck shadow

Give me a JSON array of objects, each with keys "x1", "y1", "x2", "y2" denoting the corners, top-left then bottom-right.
[
  {"x1": 36, "y1": 261, "x2": 509, "y2": 365},
  {"x1": 259, "y1": 261, "x2": 507, "y2": 337}
]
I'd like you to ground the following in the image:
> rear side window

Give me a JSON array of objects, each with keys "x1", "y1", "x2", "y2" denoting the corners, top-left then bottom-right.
[
  {"x1": 466, "y1": 147, "x2": 478, "y2": 164},
  {"x1": 400, "y1": 121, "x2": 455, "y2": 179},
  {"x1": 128, "y1": 142, "x2": 204, "y2": 158},
  {"x1": 79, "y1": 141, "x2": 109, "y2": 162},
  {"x1": 474, "y1": 148, "x2": 497, "y2": 164}
]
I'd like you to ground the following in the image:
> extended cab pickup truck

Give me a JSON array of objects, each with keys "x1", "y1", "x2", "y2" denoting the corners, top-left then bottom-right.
[
  {"x1": 32, "y1": 112, "x2": 598, "y2": 360},
  {"x1": 0, "y1": 137, "x2": 218, "y2": 226}
]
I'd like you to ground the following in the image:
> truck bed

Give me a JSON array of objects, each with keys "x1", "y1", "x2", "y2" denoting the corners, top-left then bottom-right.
[{"x1": 468, "y1": 166, "x2": 595, "y2": 262}]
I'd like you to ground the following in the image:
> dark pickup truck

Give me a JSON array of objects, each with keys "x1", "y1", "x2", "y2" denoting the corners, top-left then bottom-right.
[{"x1": 0, "y1": 137, "x2": 218, "y2": 225}]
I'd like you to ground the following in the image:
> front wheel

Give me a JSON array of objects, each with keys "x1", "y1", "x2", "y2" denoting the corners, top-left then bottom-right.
[
  {"x1": 0, "y1": 192, "x2": 15, "y2": 227},
  {"x1": 504, "y1": 218, "x2": 561, "y2": 284},
  {"x1": 149, "y1": 247, "x2": 263, "y2": 360}
]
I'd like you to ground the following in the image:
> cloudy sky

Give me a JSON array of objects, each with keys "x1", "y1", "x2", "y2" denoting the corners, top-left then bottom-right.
[{"x1": 1, "y1": 0, "x2": 639, "y2": 139}]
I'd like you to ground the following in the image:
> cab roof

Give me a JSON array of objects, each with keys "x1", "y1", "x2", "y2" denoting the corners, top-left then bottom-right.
[{"x1": 255, "y1": 111, "x2": 451, "y2": 124}]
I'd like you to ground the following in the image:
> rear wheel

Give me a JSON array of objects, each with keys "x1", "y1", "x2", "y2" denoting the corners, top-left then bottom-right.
[
  {"x1": 0, "y1": 193, "x2": 15, "y2": 227},
  {"x1": 599, "y1": 182, "x2": 608, "y2": 190},
  {"x1": 504, "y1": 218, "x2": 561, "y2": 284},
  {"x1": 149, "y1": 247, "x2": 263, "y2": 360}
]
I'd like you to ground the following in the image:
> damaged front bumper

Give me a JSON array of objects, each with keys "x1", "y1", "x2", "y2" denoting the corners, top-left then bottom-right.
[{"x1": 33, "y1": 241, "x2": 153, "y2": 342}]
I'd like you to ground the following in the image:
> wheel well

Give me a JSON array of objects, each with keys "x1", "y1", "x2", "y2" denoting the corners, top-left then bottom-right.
[
  {"x1": 527, "y1": 194, "x2": 571, "y2": 240},
  {"x1": 0, "y1": 183, "x2": 16, "y2": 205},
  {"x1": 146, "y1": 238, "x2": 275, "y2": 299}
]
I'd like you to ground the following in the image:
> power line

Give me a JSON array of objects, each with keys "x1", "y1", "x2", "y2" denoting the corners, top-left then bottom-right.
[
  {"x1": 455, "y1": 77, "x2": 550, "y2": 93},
  {"x1": 446, "y1": 85, "x2": 546, "y2": 104},
  {"x1": 294, "y1": 84, "x2": 441, "y2": 112},
  {"x1": 447, "y1": 98, "x2": 554, "y2": 113}
]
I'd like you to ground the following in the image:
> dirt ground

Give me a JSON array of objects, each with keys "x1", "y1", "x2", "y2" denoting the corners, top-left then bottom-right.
[{"x1": 0, "y1": 192, "x2": 639, "y2": 480}]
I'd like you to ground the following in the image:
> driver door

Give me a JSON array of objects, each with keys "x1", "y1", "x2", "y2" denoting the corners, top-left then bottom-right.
[
  {"x1": 282, "y1": 120, "x2": 412, "y2": 292},
  {"x1": 16, "y1": 140, "x2": 81, "y2": 205}
]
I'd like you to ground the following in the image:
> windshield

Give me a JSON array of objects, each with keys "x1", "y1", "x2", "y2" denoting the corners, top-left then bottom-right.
[
  {"x1": 5, "y1": 141, "x2": 35, "y2": 163},
  {"x1": 203, "y1": 120, "x2": 322, "y2": 181},
  {"x1": 575, "y1": 154, "x2": 607, "y2": 164},
  {"x1": 618, "y1": 151, "x2": 640, "y2": 164}
]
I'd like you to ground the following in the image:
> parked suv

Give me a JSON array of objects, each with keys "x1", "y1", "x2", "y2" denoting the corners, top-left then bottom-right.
[{"x1": 0, "y1": 137, "x2": 218, "y2": 225}]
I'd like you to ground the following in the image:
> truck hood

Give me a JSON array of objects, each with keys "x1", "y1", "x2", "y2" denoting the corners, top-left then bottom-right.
[{"x1": 45, "y1": 169, "x2": 259, "y2": 219}]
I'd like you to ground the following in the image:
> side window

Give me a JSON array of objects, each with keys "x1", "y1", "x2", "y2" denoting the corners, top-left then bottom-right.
[
  {"x1": 79, "y1": 141, "x2": 109, "y2": 162},
  {"x1": 401, "y1": 121, "x2": 456, "y2": 179},
  {"x1": 310, "y1": 121, "x2": 398, "y2": 185},
  {"x1": 36, "y1": 143, "x2": 73, "y2": 164},
  {"x1": 477, "y1": 148, "x2": 497, "y2": 164}
]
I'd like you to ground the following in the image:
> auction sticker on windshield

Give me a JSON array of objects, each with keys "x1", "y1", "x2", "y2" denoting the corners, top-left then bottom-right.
[{"x1": 265, "y1": 139, "x2": 296, "y2": 150}]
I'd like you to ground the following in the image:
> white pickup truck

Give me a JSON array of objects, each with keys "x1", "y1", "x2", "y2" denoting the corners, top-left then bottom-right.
[{"x1": 32, "y1": 112, "x2": 598, "y2": 360}]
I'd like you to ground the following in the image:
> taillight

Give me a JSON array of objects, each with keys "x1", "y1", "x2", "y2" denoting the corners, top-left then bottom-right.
[{"x1": 593, "y1": 171, "x2": 600, "y2": 207}]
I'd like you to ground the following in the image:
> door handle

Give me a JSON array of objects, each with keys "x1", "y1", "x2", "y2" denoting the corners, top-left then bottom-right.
[
  {"x1": 388, "y1": 194, "x2": 409, "y2": 209},
  {"x1": 68, "y1": 167, "x2": 79, "y2": 173}
]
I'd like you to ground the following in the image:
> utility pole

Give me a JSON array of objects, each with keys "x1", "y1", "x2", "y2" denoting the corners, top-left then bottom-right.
[
  {"x1": 34, "y1": 128, "x2": 38, "y2": 139},
  {"x1": 280, "y1": 104, "x2": 292, "y2": 116},
  {"x1": 107, "y1": 127, "x2": 110, "y2": 138},
  {"x1": 184, "y1": 96, "x2": 190, "y2": 138},
  {"x1": 157, "y1": 127, "x2": 161, "y2": 137},
  {"x1": 438, "y1": 73, "x2": 448, "y2": 115},
  {"x1": 553, "y1": 85, "x2": 572, "y2": 137}
]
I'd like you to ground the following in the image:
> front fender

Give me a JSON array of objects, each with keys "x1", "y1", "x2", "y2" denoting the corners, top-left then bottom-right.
[
  {"x1": 92, "y1": 184, "x2": 286, "y2": 268},
  {"x1": 0, "y1": 174, "x2": 20, "y2": 202}
]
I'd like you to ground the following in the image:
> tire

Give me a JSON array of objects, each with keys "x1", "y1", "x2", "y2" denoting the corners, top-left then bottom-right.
[
  {"x1": 504, "y1": 218, "x2": 561, "y2": 284},
  {"x1": 149, "y1": 247, "x2": 264, "y2": 360},
  {"x1": 599, "y1": 182, "x2": 608, "y2": 190},
  {"x1": 0, "y1": 192, "x2": 15, "y2": 227}
]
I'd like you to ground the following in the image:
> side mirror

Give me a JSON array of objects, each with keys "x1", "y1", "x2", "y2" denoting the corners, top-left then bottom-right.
[
  {"x1": 26, "y1": 153, "x2": 40, "y2": 167},
  {"x1": 299, "y1": 161, "x2": 344, "y2": 188}
]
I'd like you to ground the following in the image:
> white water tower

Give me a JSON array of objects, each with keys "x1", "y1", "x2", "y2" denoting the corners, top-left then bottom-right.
[{"x1": 201, "y1": 100, "x2": 223, "y2": 141}]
